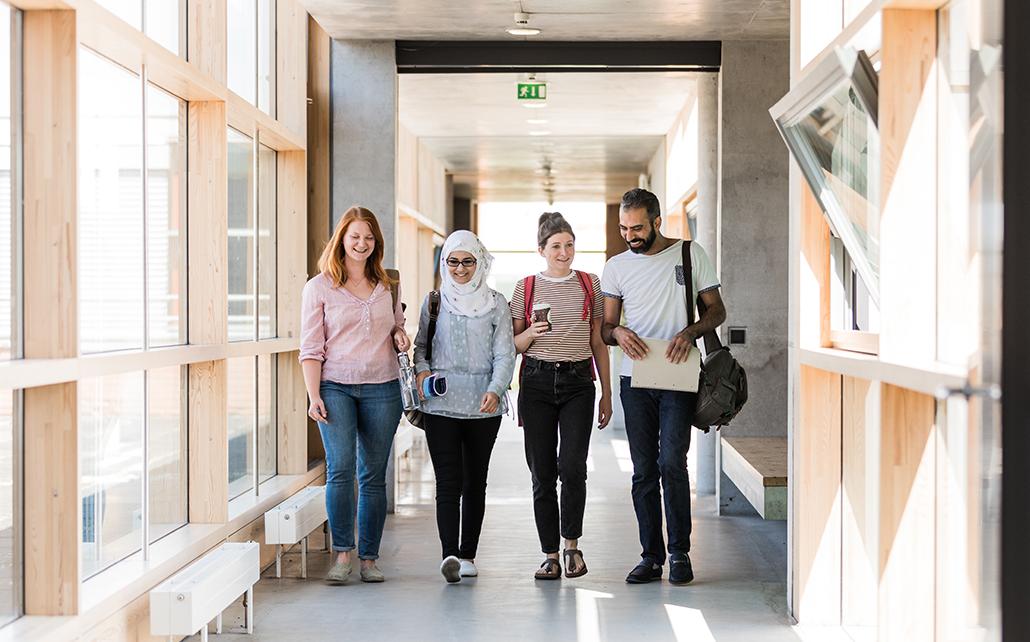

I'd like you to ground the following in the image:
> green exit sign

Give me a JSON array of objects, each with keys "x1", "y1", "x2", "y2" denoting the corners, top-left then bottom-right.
[{"x1": 517, "y1": 82, "x2": 547, "y2": 101}]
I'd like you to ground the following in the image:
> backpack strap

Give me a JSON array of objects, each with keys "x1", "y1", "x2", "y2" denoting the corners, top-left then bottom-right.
[
  {"x1": 681, "y1": 241, "x2": 722, "y2": 354},
  {"x1": 426, "y1": 290, "x2": 441, "y2": 363},
  {"x1": 574, "y1": 270, "x2": 594, "y2": 327},
  {"x1": 522, "y1": 275, "x2": 536, "y2": 324}
]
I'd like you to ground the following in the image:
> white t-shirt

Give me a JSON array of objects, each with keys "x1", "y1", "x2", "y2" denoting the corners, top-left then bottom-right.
[{"x1": 600, "y1": 240, "x2": 720, "y2": 377}]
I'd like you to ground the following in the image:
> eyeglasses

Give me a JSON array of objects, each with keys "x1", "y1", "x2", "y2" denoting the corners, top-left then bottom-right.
[{"x1": 445, "y1": 257, "x2": 478, "y2": 268}]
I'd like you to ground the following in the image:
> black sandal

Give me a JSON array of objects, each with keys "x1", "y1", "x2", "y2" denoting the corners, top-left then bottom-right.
[
  {"x1": 534, "y1": 558, "x2": 562, "y2": 580},
  {"x1": 563, "y1": 549, "x2": 588, "y2": 578}
]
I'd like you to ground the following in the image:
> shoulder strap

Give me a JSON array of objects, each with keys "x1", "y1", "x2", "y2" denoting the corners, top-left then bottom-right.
[
  {"x1": 681, "y1": 241, "x2": 723, "y2": 354},
  {"x1": 426, "y1": 290, "x2": 441, "y2": 363},
  {"x1": 523, "y1": 276, "x2": 536, "y2": 323},
  {"x1": 574, "y1": 270, "x2": 594, "y2": 325}
]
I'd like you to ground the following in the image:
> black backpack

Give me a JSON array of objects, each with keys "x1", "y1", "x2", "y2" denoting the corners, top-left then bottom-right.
[{"x1": 681, "y1": 241, "x2": 748, "y2": 431}]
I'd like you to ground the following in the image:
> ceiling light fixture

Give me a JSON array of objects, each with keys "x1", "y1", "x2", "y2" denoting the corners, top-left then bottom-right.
[
  {"x1": 506, "y1": 11, "x2": 541, "y2": 36},
  {"x1": 526, "y1": 119, "x2": 548, "y2": 125},
  {"x1": 529, "y1": 130, "x2": 551, "y2": 136}
]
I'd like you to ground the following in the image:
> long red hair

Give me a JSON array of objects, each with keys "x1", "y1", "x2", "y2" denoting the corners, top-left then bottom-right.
[{"x1": 318, "y1": 206, "x2": 395, "y2": 289}]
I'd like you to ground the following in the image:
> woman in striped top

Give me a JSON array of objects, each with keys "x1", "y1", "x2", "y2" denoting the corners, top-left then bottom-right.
[{"x1": 510, "y1": 212, "x2": 612, "y2": 580}]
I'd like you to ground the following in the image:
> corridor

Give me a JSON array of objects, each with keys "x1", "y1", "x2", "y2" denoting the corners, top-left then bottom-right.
[{"x1": 204, "y1": 419, "x2": 805, "y2": 642}]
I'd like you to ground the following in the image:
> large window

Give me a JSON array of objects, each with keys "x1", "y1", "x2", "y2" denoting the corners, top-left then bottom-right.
[
  {"x1": 227, "y1": 355, "x2": 277, "y2": 499},
  {"x1": 227, "y1": 129, "x2": 276, "y2": 342},
  {"x1": 227, "y1": 0, "x2": 275, "y2": 116},
  {"x1": 478, "y1": 202, "x2": 608, "y2": 301},
  {"x1": 79, "y1": 48, "x2": 187, "y2": 353},
  {"x1": 96, "y1": 0, "x2": 185, "y2": 56},
  {"x1": 0, "y1": 2, "x2": 20, "y2": 625}
]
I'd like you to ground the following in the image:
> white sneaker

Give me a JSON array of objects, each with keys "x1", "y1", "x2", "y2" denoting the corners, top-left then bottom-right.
[
  {"x1": 459, "y1": 559, "x2": 478, "y2": 577},
  {"x1": 440, "y1": 555, "x2": 461, "y2": 583}
]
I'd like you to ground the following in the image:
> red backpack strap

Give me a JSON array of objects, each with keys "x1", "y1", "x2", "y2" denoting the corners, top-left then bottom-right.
[
  {"x1": 522, "y1": 275, "x2": 536, "y2": 324},
  {"x1": 574, "y1": 270, "x2": 594, "y2": 326}
]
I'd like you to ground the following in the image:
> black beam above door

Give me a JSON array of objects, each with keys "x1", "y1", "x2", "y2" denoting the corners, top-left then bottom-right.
[{"x1": 395, "y1": 41, "x2": 721, "y2": 73}]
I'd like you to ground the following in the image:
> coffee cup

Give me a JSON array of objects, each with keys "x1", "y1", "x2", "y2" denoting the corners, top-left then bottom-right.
[{"x1": 532, "y1": 303, "x2": 552, "y2": 331}]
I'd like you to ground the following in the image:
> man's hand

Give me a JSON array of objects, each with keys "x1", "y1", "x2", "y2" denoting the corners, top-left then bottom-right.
[
  {"x1": 665, "y1": 328, "x2": 696, "y2": 364},
  {"x1": 613, "y1": 326, "x2": 649, "y2": 360},
  {"x1": 480, "y1": 392, "x2": 500, "y2": 414}
]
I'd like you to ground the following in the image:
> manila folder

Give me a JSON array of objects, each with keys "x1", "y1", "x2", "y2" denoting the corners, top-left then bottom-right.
[{"x1": 629, "y1": 338, "x2": 701, "y2": 393}]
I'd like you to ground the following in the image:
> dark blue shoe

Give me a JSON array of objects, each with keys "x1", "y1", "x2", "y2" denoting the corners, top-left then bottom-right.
[
  {"x1": 669, "y1": 555, "x2": 694, "y2": 585},
  {"x1": 625, "y1": 559, "x2": 662, "y2": 584}
]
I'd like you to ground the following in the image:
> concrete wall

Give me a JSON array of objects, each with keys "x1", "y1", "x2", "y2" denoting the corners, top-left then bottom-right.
[
  {"x1": 717, "y1": 41, "x2": 790, "y2": 444},
  {"x1": 331, "y1": 40, "x2": 397, "y2": 265}
]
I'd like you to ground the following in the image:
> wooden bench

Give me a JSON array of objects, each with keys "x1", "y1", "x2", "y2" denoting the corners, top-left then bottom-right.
[{"x1": 720, "y1": 437, "x2": 788, "y2": 520}]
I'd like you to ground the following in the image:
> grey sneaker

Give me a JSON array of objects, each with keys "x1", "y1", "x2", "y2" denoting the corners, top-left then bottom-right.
[
  {"x1": 326, "y1": 559, "x2": 352, "y2": 585},
  {"x1": 440, "y1": 555, "x2": 461, "y2": 583},
  {"x1": 360, "y1": 563, "x2": 385, "y2": 583}
]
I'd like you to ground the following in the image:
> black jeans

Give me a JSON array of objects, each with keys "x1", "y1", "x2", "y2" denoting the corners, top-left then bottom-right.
[
  {"x1": 619, "y1": 376, "x2": 696, "y2": 565},
  {"x1": 519, "y1": 357, "x2": 596, "y2": 554},
  {"x1": 424, "y1": 413, "x2": 502, "y2": 560}
]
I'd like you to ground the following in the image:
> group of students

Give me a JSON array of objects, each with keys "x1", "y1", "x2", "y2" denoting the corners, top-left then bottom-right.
[{"x1": 298, "y1": 187, "x2": 726, "y2": 587}]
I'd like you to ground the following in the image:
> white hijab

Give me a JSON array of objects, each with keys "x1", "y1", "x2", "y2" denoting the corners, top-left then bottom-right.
[{"x1": 439, "y1": 230, "x2": 496, "y2": 318}]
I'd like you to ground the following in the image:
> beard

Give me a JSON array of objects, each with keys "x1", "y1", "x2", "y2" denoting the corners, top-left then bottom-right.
[{"x1": 626, "y1": 226, "x2": 657, "y2": 254}]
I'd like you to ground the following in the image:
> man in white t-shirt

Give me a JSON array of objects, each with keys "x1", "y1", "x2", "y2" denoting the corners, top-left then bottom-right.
[{"x1": 600, "y1": 188, "x2": 726, "y2": 586}]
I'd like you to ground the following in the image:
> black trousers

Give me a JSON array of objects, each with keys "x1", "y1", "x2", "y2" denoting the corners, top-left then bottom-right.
[
  {"x1": 424, "y1": 413, "x2": 502, "y2": 560},
  {"x1": 519, "y1": 357, "x2": 596, "y2": 554}
]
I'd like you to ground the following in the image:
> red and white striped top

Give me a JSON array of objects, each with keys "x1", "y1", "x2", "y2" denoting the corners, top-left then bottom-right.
[{"x1": 509, "y1": 272, "x2": 603, "y2": 363}]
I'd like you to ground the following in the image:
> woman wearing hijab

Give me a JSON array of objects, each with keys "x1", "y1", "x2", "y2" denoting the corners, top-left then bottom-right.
[{"x1": 413, "y1": 230, "x2": 516, "y2": 584}]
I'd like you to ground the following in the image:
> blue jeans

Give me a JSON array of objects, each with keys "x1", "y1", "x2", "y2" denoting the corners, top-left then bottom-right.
[
  {"x1": 318, "y1": 380, "x2": 402, "y2": 559},
  {"x1": 619, "y1": 376, "x2": 695, "y2": 564}
]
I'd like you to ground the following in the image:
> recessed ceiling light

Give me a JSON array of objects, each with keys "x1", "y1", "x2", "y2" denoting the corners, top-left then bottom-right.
[
  {"x1": 526, "y1": 119, "x2": 548, "y2": 125},
  {"x1": 529, "y1": 131, "x2": 551, "y2": 136},
  {"x1": 521, "y1": 101, "x2": 547, "y2": 109}
]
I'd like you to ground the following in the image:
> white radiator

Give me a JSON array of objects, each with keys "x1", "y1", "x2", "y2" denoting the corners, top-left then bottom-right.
[
  {"x1": 264, "y1": 485, "x2": 328, "y2": 578},
  {"x1": 150, "y1": 541, "x2": 260, "y2": 640}
]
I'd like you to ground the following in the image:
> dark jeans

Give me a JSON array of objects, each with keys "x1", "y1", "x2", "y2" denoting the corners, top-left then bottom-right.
[
  {"x1": 317, "y1": 380, "x2": 402, "y2": 559},
  {"x1": 619, "y1": 376, "x2": 696, "y2": 565},
  {"x1": 519, "y1": 357, "x2": 596, "y2": 554},
  {"x1": 424, "y1": 413, "x2": 502, "y2": 560}
]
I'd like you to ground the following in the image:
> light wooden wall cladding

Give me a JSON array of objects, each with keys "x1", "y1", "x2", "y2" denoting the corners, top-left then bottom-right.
[
  {"x1": 23, "y1": 10, "x2": 80, "y2": 617},
  {"x1": 878, "y1": 384, "x2": 936, "y2": 641},
  {"x1": 799, "y1": 183, "x2": 831, "y2": 349},
  {"x1": 878, "y1": 8, "x2": 938, "y2": 365},
  {"x1": 793, "y1": 365, "x2": 841, "y2": 625}
]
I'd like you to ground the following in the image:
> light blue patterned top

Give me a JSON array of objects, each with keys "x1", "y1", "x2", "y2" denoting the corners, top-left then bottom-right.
[{"x1": 413, "y1": 290, "x2": 516, "y2": 419}]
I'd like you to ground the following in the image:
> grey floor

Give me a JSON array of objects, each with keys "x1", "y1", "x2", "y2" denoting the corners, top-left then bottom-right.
[{"x1": 203, "y1": 418, "x2": 803, "y2": 642}]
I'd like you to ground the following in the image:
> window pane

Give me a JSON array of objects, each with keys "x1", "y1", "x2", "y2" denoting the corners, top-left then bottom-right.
[
  {"x1": 96, "y1": 0, "x2": 142, "y2": 29},
  {"x1": 0, "y1": 390, "x2": 17, "y2": 625},
  {"x1": 144, "y1": 0, "x2": 182, "y2": 56},
  {"x1": 257, "y1": 0, "x2": 275, "y2": 115},
  {"x1": 79, "y1": 371, "x2": 145, "y2": 578},
  {"x1": 227, "y1": 0, "x2": 256, "y2": 104},
  {"x1": 227, "y1": 357, "x2": 255, "y2": 499},
  {"x1": 147, "y1": 366, "x2": 186, "y2": 543},
  {"x1": 257, "y1": 144, "x2": 276, "y2": 339},
  {"x1": 227, "y1": 128, "x2": 255, "y2": 342},
  {"x1": 146, "y1": 84, "x2": 187, "y2": 347},
  {"x1": 258, "y1": 354, "x2": 275, "y2": 483},
  {"x1": 0, "y1": 3, "x2": 15, "y2": 362},
  {"x1": 79, "y1": 48, "x2": 144, "y2": 353}
]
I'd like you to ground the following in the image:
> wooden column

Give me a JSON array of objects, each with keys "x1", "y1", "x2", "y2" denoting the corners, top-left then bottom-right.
[
  {"x1": 187, "y1": 0, "x2": 226, "y2": 84},
  {"x1": 277, "y1": 151, "x2": 307, "y2": 474},
  {"x1": 187, "y1": 101, "x2": 229, "y2": 522},
  {"x1": 793, "y1": 365, "x2": 842, "y2": 624},
  {"x1": 22, "y1": 10, "x2": 79, "y2": 616},
  {"x1": 605, "y1": 203, "x2": 622, "y2": 260}
]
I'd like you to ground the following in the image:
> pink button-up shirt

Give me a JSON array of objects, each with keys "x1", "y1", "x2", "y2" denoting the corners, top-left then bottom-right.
[{"x1": 299, "y1": 273, "x2": 405, "y2": 385}]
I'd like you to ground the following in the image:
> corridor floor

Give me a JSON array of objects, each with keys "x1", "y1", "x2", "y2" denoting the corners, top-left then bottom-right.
[{"x1": 201, "y1": 419, "x2": 822, "y2": 642}]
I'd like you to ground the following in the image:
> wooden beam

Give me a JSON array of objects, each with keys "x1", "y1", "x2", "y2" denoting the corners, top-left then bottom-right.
[
  {"x1": 878, "y1": 9, "x2": 937, "y2": 364},
  {"x1": 793, "y1": 365, "x2": 842, "y2": 624},
  {"x1": 22, "y1": 10, "x2": 80, "y2": 616},
  {"x1": 187, "y1": 0, "x2": 226, "y2": 84},
  {"x1": 306, "y1": 14, "x2": 330, "y2": 279},
  {"x1": 878, "y1": 384, "x2": 936, "y2": 640},
  {"x1": 188, "y1": 360, "x2": 228, "y2": 523}
]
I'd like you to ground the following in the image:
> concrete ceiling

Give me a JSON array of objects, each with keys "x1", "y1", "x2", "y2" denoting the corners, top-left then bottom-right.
[
  {"x1": 399, "y1": 72, "x2": 697, "y2": 202},
  {"x1": 303, "y1": 0, "x2": 789, "y2": 41}
]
